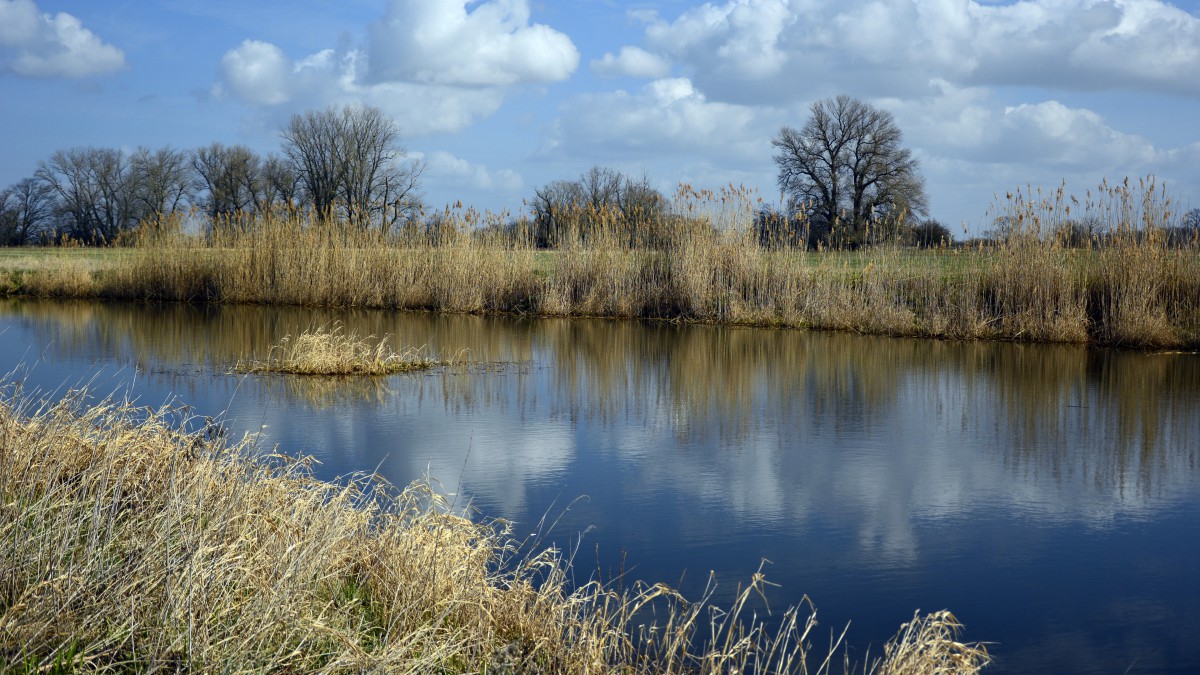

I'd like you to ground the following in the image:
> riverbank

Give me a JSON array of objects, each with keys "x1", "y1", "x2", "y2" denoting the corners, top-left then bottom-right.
[
  {"x1": 0, "y1": 387, "x2": 989, "y2": 673},
  {"x1": 3, "y1": 182, "x2": 1197, "y2": 349}
]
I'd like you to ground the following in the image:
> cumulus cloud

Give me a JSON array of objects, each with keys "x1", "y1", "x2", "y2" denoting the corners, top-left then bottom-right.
[
  {"x1": 218, "y1": 40, "x2": 291, "y2": 105},
  {"x1": 890, "y1": 83, "x2": 1159, "y2": 171},
  {"x1": 994, "y1": 101, "x2": 1159, "y2": 168},
  {"x1": 634, "y1": 0, "x2": 1200, "y2": 103},
  {"x1": 591, "y1": 46, "x2": 671, "y2": 79},
  {"x1": 214, "y1": 41, "x2": 507, "y2": 135},
  {"x1": 872, "y1": 81, "x2": 1199, "y2": 230},
  {"x1": 214, "y1": 0, "x2": 578, "y2": 136},
  {"x1": 0, "y1": 0, "x2": 125, "y2": 78},
  {"x1": 365, "y1": 0, "x2": 579, "y2": 86},
  {"x1": 646, "y1": 0, "x2": 792, "y2": 80}
]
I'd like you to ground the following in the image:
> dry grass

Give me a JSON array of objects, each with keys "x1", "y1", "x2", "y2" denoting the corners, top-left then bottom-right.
[
  {"x1": 0, "y1": 387, "x2": 989, "y2": 674},
  {"x1": 233, "y1": 322, "x2": 440, "y2": 376},
  {"x1": 4, "y1": 179, "x2": 1195, "y2": 349},
  {"x1": 871, "y1": 611, "x2": 990, "y2": 675}
]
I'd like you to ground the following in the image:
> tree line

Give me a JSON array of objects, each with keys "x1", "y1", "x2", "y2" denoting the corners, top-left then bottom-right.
[
  {"x1": 14, "y1": 94, "x2": 1182, "y2": 251},
  {"x1": 0, "y1": 104, "x2": 423, "y2": 245},
  {"x1": 0, "y1": 95, "x2": 946, "y2": 250}
]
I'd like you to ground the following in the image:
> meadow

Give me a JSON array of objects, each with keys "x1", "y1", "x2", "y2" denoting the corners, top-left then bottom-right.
[{"x1": 2, "y1": 179, "x2": 1197, "y2": 350}]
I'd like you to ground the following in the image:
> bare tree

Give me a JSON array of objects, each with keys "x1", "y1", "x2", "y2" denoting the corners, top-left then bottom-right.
[
  {"x1": 0, "y1": 177, "x2": 56, "y2": 245},
  {"x1": 530, "y1": 179, "x2": 585, "y2": 248},
  {"x1": 1167, "y1": 207, "x2": 1200, "y2": 248},
  {"x1": 773, "y1": 95, "x2": 927, "y2": 247},
  {"x1": 130, "y1": 146, "x2": 191, "y2": 225},
  {"x1": 530, "y1": 166, "x2": 666, "y2": 248},
  {"x1": 579, "y1": 166, "x2": 623, "y2": 210},
  {"x1": 339, "y1": 104, "x2": 398, "y2": 227},
  {"x1": 281, "y1": 104, "x2": 422, "y2": 228},
  {"x1": 191, "y1": 143, "x2": 263, "y2": 220},
  {"x1": 35, "y1": 147, "x2": 135, "y2": 244},
  {"x1": 376, "y1": 159, "x2": 424, "y2": 235},
  {"x1": 1184, "y1": 208, "x2": 1200, "y2": 230},
  {"x1": 262, "y1": 153, "x2": 301, "y2": 213},
  {"x1": 281, "y1": 109, "x2": 341, "y2": 220}
]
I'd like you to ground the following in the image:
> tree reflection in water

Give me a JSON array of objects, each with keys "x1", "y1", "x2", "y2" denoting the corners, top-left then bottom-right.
[{"x1": 4, "y1": 298, "x2": 1199, "y2": 673}]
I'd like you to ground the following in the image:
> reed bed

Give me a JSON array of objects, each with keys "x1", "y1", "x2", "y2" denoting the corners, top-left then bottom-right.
[
  {"x1": 0, "y1": 387, "x2": 989, "y2": 673},
  {"x1": 233, "y1": 322, "x2": 439, "y2": 376},
  {"x1": 5, "y1": 179, "x2": 1197, "y2": 348}
]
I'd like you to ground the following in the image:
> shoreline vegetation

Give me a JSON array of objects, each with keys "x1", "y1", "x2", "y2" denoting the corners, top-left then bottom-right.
[
  {"x1": 0, "y1": 388, "x2": 990, "y2": 673},
  {"x1": 1, "y1": 178, "x2": 1198, "y2": 350},
  {"x1": 232, "y1": 323, "x2": 442, "y2": 376}
]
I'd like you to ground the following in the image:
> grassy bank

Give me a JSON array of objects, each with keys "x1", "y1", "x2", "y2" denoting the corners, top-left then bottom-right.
[
  {"x1": 4, "y1": 180, "x2": 1198, "y2": 349},
  {"x1": 0, "y1": 388, "x2": 989, "y2": 673}
]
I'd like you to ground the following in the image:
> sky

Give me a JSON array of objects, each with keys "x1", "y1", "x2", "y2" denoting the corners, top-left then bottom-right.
[{"x1": 1, "y1": 0, "x2": 1199, "y2": 235}]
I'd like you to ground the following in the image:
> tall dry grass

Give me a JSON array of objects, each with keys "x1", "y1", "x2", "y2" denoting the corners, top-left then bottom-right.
[
  {"x1": 7, "y1": 178, "x2": 1198, "y2": 348},
  {"x1": 233, "y1": 322, "x2": 441, "y2": 376},
  {"x1": 0, "y1": 387, "x2": 989, "y2": 673}
]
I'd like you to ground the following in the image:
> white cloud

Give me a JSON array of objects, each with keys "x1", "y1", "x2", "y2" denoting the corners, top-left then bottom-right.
[
  {"x1": 640, "y1": 0, "x2": 794, "y2": 101},
  {"x1": 996, "y1": 101, "x2": 1158, "y2": 168},
  {"x1": 215, "y1": 40, "x2": 509, "y2": 135},
  {"x1": 218, "y1": 40, "x2": 291, "y2": 105},
  {"x1": 635, "y1": 0, "x2": 1200, "y2": 103},
  {"x1": 365, "y1": 0, "x2": 579, "y2": 87},
  {"x1": 877, "y1": 82, "x2": 1180, "y2": 226},
  {"x1": 890, "y1": 83, "x2": 1159, "y2": 171},
  {"x1": 423, "y1": 151, "x2": 524, "y2": 192},
  {"x1": 394, "y1": 411, "x2": 575, "y2": 517},
  {"x1": 591, "y1": 46, "x2": 671, "y2": 79},
  {"x1": 0, "y1": 0, "x2": 125, "y2": 78},
  {"x1": 214, "y1": 0, "x2": 578, "y2": 137}
]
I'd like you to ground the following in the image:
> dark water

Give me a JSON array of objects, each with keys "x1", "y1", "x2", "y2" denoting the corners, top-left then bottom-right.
[{"x1": 2, "y1": 298, "x2": 1199, "y2": 673}]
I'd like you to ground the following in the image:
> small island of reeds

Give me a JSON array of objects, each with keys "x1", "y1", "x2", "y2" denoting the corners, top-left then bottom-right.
[{"x1": 233, "y1": 323, "x2": 440, "y2": 376}]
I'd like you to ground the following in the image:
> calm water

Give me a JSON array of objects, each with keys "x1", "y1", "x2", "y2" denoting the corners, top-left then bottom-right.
[{"x1": 2, "y1": 298, "x2": 1199, "y2": 673}]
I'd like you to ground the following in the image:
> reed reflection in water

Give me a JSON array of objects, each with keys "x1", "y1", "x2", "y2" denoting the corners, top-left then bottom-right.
[{"x1": 2, "y1": 298, "x2": 1198, "y2": 673}]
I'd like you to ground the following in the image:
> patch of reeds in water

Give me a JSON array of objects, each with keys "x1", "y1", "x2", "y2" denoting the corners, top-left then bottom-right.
[
  {"x1": 7, "y1": 178, "x2": 1196, "y2": 349},
  {"x1": 0, "y1": 388, "x2": 990, "y2": 673},
  {"x1": 233, "y1": 322, "x2": 439, "y2": 376}
]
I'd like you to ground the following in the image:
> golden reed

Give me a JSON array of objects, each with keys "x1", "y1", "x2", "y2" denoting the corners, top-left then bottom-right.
[
  {"x1": 0, "y1": 388, "x2": 988, "y2": 673},
  {"x1": 6, "y1": 178, "x2": 1197, "y2": 349}
]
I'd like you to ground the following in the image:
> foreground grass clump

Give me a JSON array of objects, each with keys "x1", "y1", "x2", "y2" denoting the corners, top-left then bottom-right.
[
  {"x1": 0, "y1": 388, "x2": 990, "y2": 673},
  {"x1": 234, "y1": 323, "x2": 439, "y2": 375}
]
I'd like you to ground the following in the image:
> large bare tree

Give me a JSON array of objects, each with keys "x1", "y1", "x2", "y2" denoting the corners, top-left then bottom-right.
[
  {"x1": 130, "y1": 146, "x2": 191, "y2": 224},
  {"x1": 773, "y1": 95, "x2": 927, "y2": 247},
  {"x1": 35, "y1": 147, "x2": 136, "y2": 244},
  {"x1": 281, "y1": 104, "x2": 422, "y2": 228},
  {"x1": 191, "y1": 143, "x2": 264, "y2": 220},
  {"x1": 262, "y1": 153, "x2": 301, "y2": 213},
  {"x1": 0, "y1": 177, "x2": 55, "y2": 245}
]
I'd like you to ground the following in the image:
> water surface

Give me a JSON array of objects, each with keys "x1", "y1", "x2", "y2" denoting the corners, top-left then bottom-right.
[{"x1": 2, "y1": 298, "x2": 1198, "y2": 673}]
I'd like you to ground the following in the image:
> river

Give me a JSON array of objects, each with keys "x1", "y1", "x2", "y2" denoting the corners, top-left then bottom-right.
[{"x1": 1, "y1": 298, "x2": 1198, "y2": 673}]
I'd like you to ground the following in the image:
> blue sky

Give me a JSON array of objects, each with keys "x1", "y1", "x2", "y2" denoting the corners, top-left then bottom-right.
[{"x1": 2, "y1": 0, "x2": 1199, "y2": 234}]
